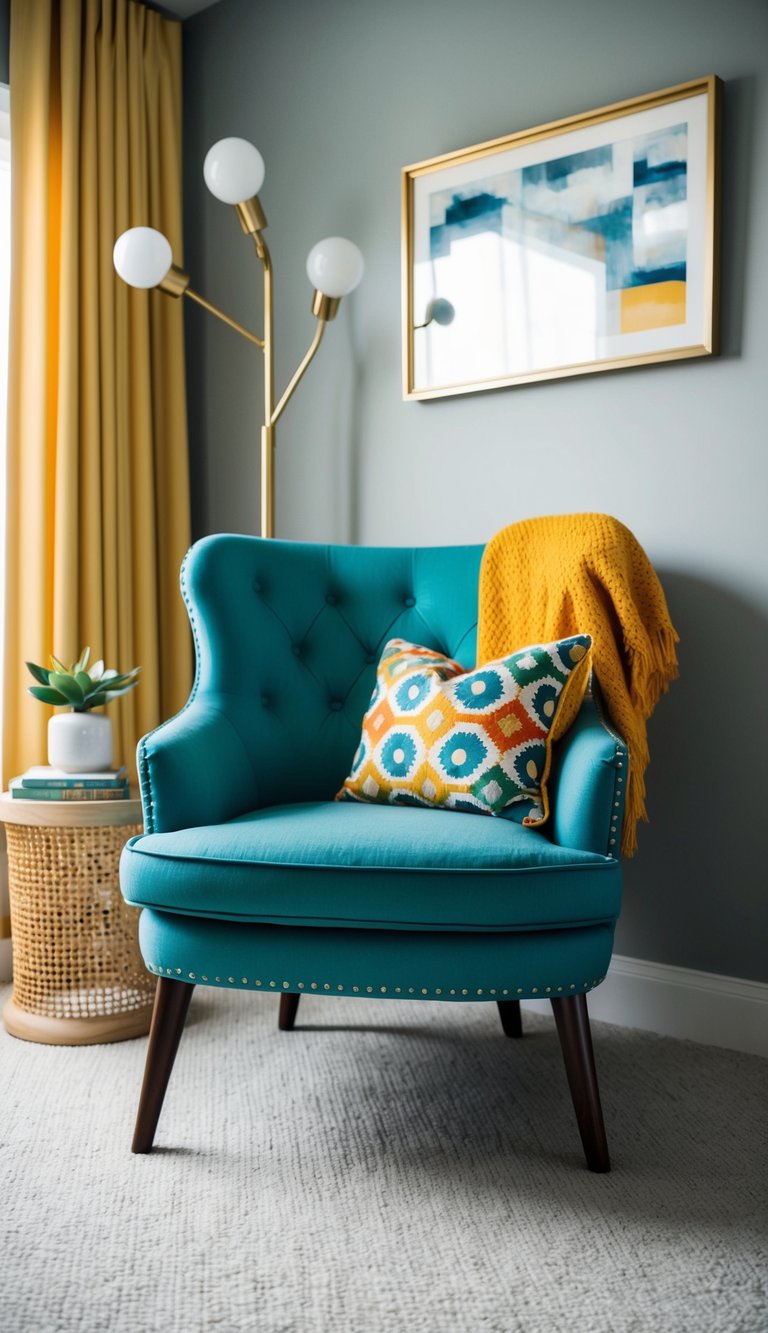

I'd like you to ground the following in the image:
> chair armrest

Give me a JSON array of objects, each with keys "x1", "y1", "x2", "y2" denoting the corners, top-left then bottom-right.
[
  {"x1": 138, "y1": 696, "x2": 260, "y2": 834},
  {"x1": 549, "y1": 692, "x2": 628, "y2": 856}
]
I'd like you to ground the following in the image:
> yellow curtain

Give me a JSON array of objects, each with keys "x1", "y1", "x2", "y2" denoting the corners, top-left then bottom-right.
[{"x1": 3, "y1": 0, "x2": 191, "y2": 863}]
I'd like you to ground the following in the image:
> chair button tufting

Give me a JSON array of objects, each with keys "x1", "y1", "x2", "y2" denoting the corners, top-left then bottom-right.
[
  {"x1": 329, "y1": 699, "x2": 343, "y2": 712},
  {"x1": 253, "y1": 577, "x2": 262, "y2": 594},
  {"x1": 325, "y1": 592, "x2": 337, "y2": 606},
  {"x1": 261, "y1": 694, "x2": 271, "y2": 709},
  {"x1": 403, "y1": 595, "x2": 416, "y2": 607},
  {"x1": 292, "y1": 643, "x2": 302, "y2": 658}
]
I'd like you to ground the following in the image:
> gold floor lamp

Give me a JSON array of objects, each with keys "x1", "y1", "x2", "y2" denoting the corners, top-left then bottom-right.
[{"x1": 113, "y1": 137, "x2": 364, "y2": 539}]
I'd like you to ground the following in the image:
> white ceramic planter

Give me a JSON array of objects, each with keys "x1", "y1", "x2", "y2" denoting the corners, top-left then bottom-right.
[{"x1": 48, "y1": 712, "x2": 113, "y2": 773}]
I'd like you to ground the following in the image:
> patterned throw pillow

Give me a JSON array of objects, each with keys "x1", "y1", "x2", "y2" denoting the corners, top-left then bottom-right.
[{"x1": 336, "y1": 634, "x2": 592, "y2": 824}]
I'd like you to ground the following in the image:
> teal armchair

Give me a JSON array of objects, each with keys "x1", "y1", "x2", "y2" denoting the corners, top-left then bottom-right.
[{"x1": 120, "y1": 534, "x2": 627, "y2": 1170}]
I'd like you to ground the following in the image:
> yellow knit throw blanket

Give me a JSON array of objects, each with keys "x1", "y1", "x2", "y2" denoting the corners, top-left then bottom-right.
[{"x1": 477, "y1": 514, "x2": 678, "y2": 856}]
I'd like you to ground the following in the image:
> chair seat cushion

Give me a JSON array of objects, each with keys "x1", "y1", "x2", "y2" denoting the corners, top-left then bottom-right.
[{"x1": 122, "y1": 801, "x2": 620, "y2": 932}]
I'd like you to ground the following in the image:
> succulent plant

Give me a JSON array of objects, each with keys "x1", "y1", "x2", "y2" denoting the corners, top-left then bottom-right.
[{"x1": 26, "y1": 647, "x2": 140, "y2": 712}]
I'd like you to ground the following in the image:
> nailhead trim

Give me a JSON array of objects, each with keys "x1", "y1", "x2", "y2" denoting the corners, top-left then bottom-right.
[
  {"x1": 145, "y1": 963, "x2": 607, "y2": 996},
  {"x1": 607, "y1": 745, "x2": 629, "y2": 856}
]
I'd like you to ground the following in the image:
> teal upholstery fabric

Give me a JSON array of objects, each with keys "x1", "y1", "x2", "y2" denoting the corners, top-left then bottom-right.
[
  {"x1": 550, "y1": 692, "x2": 628, "y2": 856},
  {"x1": 122, "y1": 802, "x2": 620, "y2": 930},
  {"x1": 120, "y1": 535, "x2": 628, "y2": 1005},
  {"x1": 139, "y1": 911, "x2": 615, "y2": 1004}
]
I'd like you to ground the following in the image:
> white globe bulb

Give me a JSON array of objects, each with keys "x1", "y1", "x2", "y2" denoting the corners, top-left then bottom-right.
[
  {"x1": 113, "y1": 227, "x2": 172, "y2": 288},
  {"x1": 306, "y1": 237, "x2": 364, "y2": 298},
  {"x1": 203, "y1": 138, "x2": 265, "y2": 204}
]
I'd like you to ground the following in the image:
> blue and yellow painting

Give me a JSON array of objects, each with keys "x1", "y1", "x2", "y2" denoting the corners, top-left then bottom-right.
[{"x1": 428, "y1": 123, "x2": 688, "y2": 343}]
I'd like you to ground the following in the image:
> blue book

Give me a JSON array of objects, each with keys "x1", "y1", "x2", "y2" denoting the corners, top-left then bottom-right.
[
  {"x1": 9, "y1": 776, "x2": 129, "y2": 801},
  {"x1": 19, "y1": 765, "x2": 129, "y2": 790}
]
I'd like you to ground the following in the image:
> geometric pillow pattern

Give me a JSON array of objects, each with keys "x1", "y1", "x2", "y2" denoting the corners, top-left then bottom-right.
[{"x1": 336, "y1": 634, "x2": 592, "y2": 825}]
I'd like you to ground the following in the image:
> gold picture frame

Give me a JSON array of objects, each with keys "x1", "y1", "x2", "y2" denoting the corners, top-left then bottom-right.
[{"x1": 402, "y1": 76, "x2": 721, "y2": 401}]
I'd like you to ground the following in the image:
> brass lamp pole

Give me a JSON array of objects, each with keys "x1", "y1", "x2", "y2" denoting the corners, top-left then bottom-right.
[{"x1": 113, "y1": 137, "x2": 364, "y2": 539}]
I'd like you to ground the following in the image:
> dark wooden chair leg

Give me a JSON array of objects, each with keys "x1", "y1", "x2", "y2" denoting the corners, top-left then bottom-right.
[
  {"x1": 497, "y1": 999, "x2": 523, "y2": 1038},
  {"x1": 132, "y1": 977, "x2": 195, "y2": 1154},
  {"x1": 278, "y1": 992, "x2": 300, "y2": 1031},
  {"x1": 551, "y1": 993, "x2": 610, "y2": 1173}
]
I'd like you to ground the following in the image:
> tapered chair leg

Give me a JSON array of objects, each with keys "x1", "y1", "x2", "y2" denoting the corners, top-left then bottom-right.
[
  {"x1": 497, "y1": 999, "x2": 523, "y2": 1038},
  {"x1": 551, "y1": 993, "x2": 610, "y2": 1172},
  {"x1": 132, "y1": 977, "x2": 195, "y2": 1154},
  {"x1": 279, "y1": 992, "x2": 300, "y2": 1031}
]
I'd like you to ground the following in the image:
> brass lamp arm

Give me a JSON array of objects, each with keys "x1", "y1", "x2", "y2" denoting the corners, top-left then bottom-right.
[
  {"x1": 184, "y1": 287, "x2": 264, "y2": 350},
  {"x1": 271, "y1": 319, "x2": 327, "y2": 426}
]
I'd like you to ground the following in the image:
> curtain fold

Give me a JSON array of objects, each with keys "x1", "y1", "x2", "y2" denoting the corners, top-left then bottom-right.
[{"x1": 3, "y1": 0, "x2": 191, "y2": 853}]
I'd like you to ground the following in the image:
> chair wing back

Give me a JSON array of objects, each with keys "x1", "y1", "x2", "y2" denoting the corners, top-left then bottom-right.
[{"x1": 178, "y1": 534, "x2": 483, "y2": 811}]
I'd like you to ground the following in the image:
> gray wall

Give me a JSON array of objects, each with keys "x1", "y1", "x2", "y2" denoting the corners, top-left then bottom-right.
[{"x1": 183, "y1": 0, "x2": 768, "y2": 984}]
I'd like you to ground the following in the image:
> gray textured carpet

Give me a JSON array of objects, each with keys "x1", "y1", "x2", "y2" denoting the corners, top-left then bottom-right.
[{"x1": 1, "y1": 983, "x2": 766, "y2": 1333}]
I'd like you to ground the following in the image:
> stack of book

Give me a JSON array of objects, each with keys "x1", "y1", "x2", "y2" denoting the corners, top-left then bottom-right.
[{"x1": 9, "y1": 766, "x2": 130, "y2": 801}]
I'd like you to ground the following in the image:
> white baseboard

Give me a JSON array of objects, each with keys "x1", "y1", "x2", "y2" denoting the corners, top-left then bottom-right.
[{"x1": 523, "y1": 953, "x2": 768, "y2": 1058}]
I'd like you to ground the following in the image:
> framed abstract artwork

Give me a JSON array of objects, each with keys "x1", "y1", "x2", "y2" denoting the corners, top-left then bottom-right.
[{"x1": 402, "y1": 77, "x2": 721, "y2": 400}]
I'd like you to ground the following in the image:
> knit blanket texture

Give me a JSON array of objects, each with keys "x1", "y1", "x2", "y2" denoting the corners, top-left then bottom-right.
[{"x1": 477, "y1": 514, "x2": 678, "y2": 856}]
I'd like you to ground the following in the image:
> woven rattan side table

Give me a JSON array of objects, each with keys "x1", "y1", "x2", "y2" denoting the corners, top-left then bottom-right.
[{"x1": 1, "y1": 792, "x2": 154, "y2": 1044}]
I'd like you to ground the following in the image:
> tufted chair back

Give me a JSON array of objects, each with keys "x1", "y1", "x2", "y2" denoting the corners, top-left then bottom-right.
[{"x1": 176, "y1": 535, "x2": 483, "y2": 816}]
